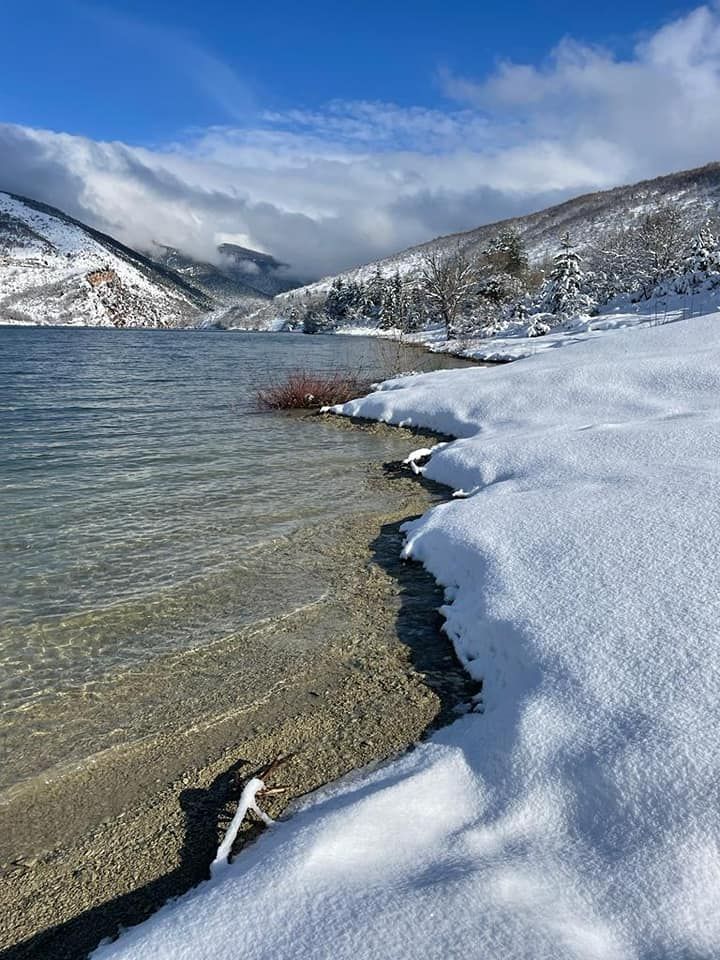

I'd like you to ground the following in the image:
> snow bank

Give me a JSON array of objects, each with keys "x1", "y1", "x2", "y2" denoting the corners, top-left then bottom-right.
[
  {"x1": 406, "y1": 294, "x2": 720, "y2": 363},
  {"x1": 94, "y1": 313, "x2": 720, "y2": 960}
]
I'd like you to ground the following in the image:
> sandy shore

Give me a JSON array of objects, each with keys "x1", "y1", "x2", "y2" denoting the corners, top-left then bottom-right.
[{"x1": 0, "y1": 427, "x2": 474, "y2": 960}]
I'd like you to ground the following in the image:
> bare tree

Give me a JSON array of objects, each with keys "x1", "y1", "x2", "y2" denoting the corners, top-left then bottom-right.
[
  {"x1": 419, "y1": 247, "x2": 479, "y2": 338},
  {"x1": 633, "y1": 205, "x2": 690, "y2": 297},
  {"x1": 592, "y1": 204, "x2": 692, "y2": 301}
]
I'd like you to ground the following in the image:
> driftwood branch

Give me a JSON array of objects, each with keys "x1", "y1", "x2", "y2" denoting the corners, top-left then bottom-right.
[
  {"x1": 252, "y1": 752, "x2": 295, "y2": 783},
  {"x1": 211, "y1": 754, "x2": 294, "y2": 875}
]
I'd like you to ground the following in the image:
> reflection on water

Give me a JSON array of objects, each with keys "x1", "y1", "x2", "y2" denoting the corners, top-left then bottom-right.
[{"x1": 0, "y1": 326, "x2": 470, "y2": 787}]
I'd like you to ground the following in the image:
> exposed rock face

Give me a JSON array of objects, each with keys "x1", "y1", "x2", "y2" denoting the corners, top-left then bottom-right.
[{"x1": 85, "y1": 269, "x2": 116, "y2": 288}]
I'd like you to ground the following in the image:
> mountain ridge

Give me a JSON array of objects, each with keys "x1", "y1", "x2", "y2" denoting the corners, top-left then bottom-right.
[
  {"x1": 0, "y1": 192, "x2": 308, "y2": 328},
  {"x1": 152, "y1": 244, "x2": 272, "y2": 306},
  {"x1": 6, "y1": 193, "x2": 212, "y2": 307},
  {"x1": 4, "y1": 159, "x2": 720, "y2": 330}
]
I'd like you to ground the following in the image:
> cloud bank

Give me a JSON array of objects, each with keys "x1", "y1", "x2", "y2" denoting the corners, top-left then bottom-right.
[{"x1": 2, "y1": 4, "x2": 720, "y2": 277}]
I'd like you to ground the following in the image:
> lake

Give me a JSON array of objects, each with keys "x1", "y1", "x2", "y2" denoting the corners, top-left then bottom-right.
[{"x1": 0, "y1": 326, "x2": 470, "y2": 792}]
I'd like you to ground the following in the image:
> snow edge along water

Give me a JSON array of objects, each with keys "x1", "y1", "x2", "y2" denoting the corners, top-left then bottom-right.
[{"x1": 93, "y1": 312, "x2": 720, "y2": 959}]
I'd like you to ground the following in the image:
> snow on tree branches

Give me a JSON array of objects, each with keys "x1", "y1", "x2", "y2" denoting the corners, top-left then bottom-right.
[
  {"x1": 270, "y1": 200, "x2": 717, "y2": 345},
  {"x1": 678, "y1": 226, "x2": 720, "y2": 294},
  {"x1": 418, "y1": 248, "x2": 480, "y2": 338},
  {"x1": 541, "y1": 233, "x2": 592, "y2": 319}
]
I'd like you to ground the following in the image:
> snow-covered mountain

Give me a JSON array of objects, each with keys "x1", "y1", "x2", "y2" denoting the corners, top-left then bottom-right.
[
  {"x1": 6, "y1": 160, "x2": 720, "y2": 330},
  {"x1": 152, "y1": 245, "x2": 272, "y2": 307},
  {"x1": 150, "y1": 242, "x2": 308, "y2": 301},
  {"x1": 273, "y1": 161, "x2": 720, "y2": 307},
  {"x1": 0, "y1": 193, "x2": 213, "y2": 328},
  {"x1": 216, "y1": 243, "x2": 309, "y2": 296}
]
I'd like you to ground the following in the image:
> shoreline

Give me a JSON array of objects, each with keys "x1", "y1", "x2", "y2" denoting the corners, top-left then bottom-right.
[{"x1": 1, "y1": 426, "x2": 475, "y2": 960}]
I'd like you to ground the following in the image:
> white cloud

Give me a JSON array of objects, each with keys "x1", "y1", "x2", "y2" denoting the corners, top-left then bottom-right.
[
  {"x1": 2, "y1": 5, "x2": 720, "y2": 277},
  {"x1": 441, "y1": 4, "x2": 720, "y2": 178}
]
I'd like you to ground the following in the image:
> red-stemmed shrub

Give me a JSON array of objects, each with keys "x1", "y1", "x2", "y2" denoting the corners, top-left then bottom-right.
[{"x1": 256, "y1": 369, "x2": 372, "y2": 410}]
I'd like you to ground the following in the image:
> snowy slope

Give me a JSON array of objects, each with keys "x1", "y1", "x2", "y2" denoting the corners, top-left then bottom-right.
[
  {"x1": 0, "y1": 193, "x2": 212, "y2": 327},
  {"x1": 149, "y1": 243, "x2": 309, "y2": 330},
  {"x1": 274, "y1": 160, "x2": 720, "y2": 305},
  {"x1": 93, "y1": 313, "x2": 720, "y2": 960}
]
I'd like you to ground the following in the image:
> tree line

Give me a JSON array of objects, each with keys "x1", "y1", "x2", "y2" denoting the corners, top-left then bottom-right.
[{"x1": 279, "y1": 206, "x2": 720, "y2": 339}]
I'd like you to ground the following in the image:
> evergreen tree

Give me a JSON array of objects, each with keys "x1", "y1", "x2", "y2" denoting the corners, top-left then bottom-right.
[
  {"x1": 402, "y1": 285, "x2": 427, "y2": 332},
  {"x1": 284, "y1": 302, "x2": 302, "y2": 330},
  {"x1": 378, "y1": 270, "x2": 406, "y2": 329},
  {"x1": 543, "y1": 233, "x2": 589, "y2": 318},
  {"x1": 324, "y1": 278, "x2": 347, "y2": 323},
  {"x1": 361, "y1": 267, "x2": 387, "y2": 322},
  {"x1": 479, "y1": 272, "x2": 523, "y2": 306},
  {"x1": 324, "y1": 277, "x2": 355, "y2": 323},
  {"x1": 484, "y1": 228, "x2": 529, "y2": 277},
  {"x1": 302, "y1": 306, "x2": 326, "y2": 334}
]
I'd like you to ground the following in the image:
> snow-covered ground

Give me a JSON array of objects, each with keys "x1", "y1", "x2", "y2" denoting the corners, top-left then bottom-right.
[
  {"x1": 94, "y1": 312, "x2": 720, "y2": 960},
  {"x1": 438, "y1": 293, "x2": 720, "y2": 362},
  {"x1": 333, "y1": 291, "x2": 720, "y2": 363}
]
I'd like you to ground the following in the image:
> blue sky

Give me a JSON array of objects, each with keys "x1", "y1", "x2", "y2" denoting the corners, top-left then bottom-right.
[
  {"x1": 3, "y1": 0, "x2": 693, "y2": 142},
  {"x1": 1, "y1": 2, "x2": 719, "y2": 274}
]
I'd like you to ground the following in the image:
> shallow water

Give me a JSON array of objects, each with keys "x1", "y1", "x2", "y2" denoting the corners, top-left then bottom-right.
[{"x1": 0, "y1": 326, "x2": 468, "y2": 790}]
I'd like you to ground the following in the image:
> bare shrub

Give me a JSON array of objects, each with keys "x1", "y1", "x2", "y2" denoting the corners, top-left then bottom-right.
[{"x1": 256, "y1": 369, "x2": 372, "y2": 410}]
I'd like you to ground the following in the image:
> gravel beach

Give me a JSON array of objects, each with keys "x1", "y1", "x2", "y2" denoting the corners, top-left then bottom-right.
[{"x1": 0, "y1": 432, "x2": 473, "y2": 960}]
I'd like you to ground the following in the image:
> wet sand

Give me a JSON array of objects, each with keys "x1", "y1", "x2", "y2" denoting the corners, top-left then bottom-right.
[{"x1": 0, "y1": 424, "x2": 475, "y2": 960}]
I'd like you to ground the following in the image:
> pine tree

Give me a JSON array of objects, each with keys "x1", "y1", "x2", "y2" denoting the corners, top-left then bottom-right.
[
  {"x1": 302, "y1": 306, "x2": 326, "y2": 334},
  {"x1": 361, "y1": 267, "x2": 387, "y2": 322},
  {"x1": 324, "y1": 278, "x2": 348, "y2": 324},
  {"x1": 378, "y1": 270, "x2": 405, "y2": 329},
  {"x1": 543, "y1": 233, "x2": 589, "y2": 318},
  {"x1": 403, "y1": 285, "x2": 427, "y2": 332},
  {"x1": 484, "y1": 228, "x2": 529, "y2": 277},
  {"x1": 284, "y1": 302, "x2": 302, "y2": 330}
]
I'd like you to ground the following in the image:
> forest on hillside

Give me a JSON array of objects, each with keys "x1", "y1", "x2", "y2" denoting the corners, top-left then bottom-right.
[{"x1": 273, "y1": 205, "x2": 720, "y2": 340}]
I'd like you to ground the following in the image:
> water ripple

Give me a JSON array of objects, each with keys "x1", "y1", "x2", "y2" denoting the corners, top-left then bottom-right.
[{"x1": 1, "y1": 326, "x2": 464, "y2": 723}]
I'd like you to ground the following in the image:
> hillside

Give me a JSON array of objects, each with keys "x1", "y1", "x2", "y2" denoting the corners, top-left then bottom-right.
[
  {"x1": 217, "y1": 243, "x2": 307, "y2": 296},
  {"x1": 152, "y1": 245, "x2": 271, "y2": 308},
  {"x1": 153, "y1": 243, "x2": 302, "y2": 309},
  {"x1": 273, "y1": 161, "x2": 720, "y2": 308},
  {"x1": 150, "y1": 243, "x2": 308, "y2": 303},
  {"x1": 5, "y1": 160, "x2": 720, "y2": 332},
  {"x1": 0, "y1": 193, "x2": 213, "y2": 328}
]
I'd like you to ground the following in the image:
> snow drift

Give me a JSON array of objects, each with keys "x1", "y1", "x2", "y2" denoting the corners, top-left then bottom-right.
[{"x1": 93, "y1": 313, "x2": 720, "y2": 959}]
